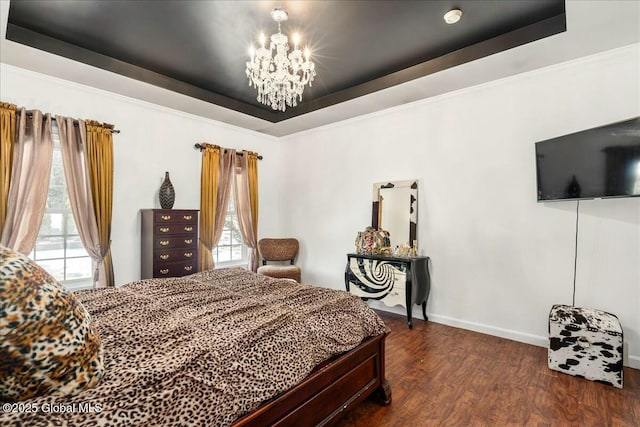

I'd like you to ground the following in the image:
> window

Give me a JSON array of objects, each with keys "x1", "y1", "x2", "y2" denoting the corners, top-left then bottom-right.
[
  {"x1": 212, "y1": 190, "x2": 247, "y2": 266},
  {"x1": 30, "y1": 125, "x2": 93, "y2": 289}
]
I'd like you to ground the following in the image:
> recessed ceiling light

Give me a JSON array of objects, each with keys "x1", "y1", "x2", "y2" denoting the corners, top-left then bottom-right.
[{"x1": 444, "y1": 9, "x2": 463, "y2": 25}]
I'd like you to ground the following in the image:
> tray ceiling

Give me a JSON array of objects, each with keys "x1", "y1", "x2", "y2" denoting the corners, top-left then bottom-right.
[{"x1": 6, "y1": 0, "x2": 566, "y2": 124}]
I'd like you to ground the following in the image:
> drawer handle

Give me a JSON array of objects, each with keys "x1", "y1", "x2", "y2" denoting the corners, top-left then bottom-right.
[
  {"x1": 184, "y1": 252, "x2": 193, "y2": 258},
  {"x1": 184, "y1": 266, "x2": 193, "y2": 272},
  {"x1": 159, "y1": 240, "x2": 170, "y2": 246},
  {"x1": 184, "y1": 226, "x2": 193, "y2": 232},
  {"x1": 161, "y1": 215, "x2": 171, "y2": 220},
  {"x1": 160, "y1": 227, "x2": 170, "y2": 233},
  {"x1": 184, "y1": 239, "x2": 193, "y2": 244},
  {"x1": 183, "y1": 215, "x2": 192, "y2": 220},
  {"x1": 160, "y1": 254, "x2": 170, "y2": 260},
  {"x1": 160, "y1": 269, "x2": 169, "y2": 275}
]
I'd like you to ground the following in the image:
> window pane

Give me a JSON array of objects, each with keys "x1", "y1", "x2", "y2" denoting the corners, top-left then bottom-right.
[
  {"x1": 39, "y1": 213, "x2": 64, "y2": 236},
  {"x1": 30, "y1": 134, "x2": 92, "y2": 287},
  {"x1": 231, "y1": 232, "x2": 243, "y2": 246},
  {"x1": 220, "y1": 230, "x2": 231, "y2": 246},
  {"x1": 66, "y1": 213, "x2": 79, "y2": 235},
  {"x1": 224, "y1": 214, "x2": 236, "y2": 231},
  {"x1": 213, "y1": 187, "x2": 247, "y2": 264},
  {"x1": 230, "y1": 219, "x2": 243, "y2": 245},
  {"x1": 48, "y1": 150, "x2": 69, "y2": 209},
  {"x1": 66, "y1": 257, "x2": 92, "y2": 280},
  {"x1": 38, "y1": 259, "x2": 65, "y2": 282},
  {"x1": 34, "y1": 236, "x2": 64, "y2": 260},
  {"x1": 67, "y1": 236, "x2": 87, "y2": 258},
  {"x1": 47, "y1": 186, "x2": 68, "y2": 209},
  {"x1": 218, "y1": 246, "x2": 232, "y2": 263}
]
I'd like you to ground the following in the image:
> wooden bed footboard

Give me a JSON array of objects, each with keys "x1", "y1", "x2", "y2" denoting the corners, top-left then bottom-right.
[{"x1": 234, "y1": 331, "x2": 391, "y2": 426}]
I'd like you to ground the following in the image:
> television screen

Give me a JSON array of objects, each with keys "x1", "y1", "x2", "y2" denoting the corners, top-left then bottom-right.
[{"x1": 535, "y1": 117, "x2": 640, "y2": 201}]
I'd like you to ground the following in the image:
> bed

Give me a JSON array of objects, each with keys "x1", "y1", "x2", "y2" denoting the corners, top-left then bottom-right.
[{"x1": 1, "y1": 267, "x2": 390, "y2": 426}]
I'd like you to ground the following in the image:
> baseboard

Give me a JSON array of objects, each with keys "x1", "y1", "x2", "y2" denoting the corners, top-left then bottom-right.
[
  {"x1": 426, "y1": 312, "x2": 549, "y2": 348},
  {"x1": 628, "y1": 355, "x2": 640, "y2": 370},
  {"x1": 368, "y1": 302, "x2": 640, "y2": 370}
]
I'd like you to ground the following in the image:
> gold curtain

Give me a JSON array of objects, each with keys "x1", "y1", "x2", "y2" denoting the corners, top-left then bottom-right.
[
  {"x1": 86, "y1": 120, "x2": 115, "y2": 288},
  {"x1": 247, "y1": 151, "x2": 259, "y2": 242},
  {"x1": 0, "y1": 102, "x2": 16, "y2": 233},
  {"x1": 199, "y1": 143, "x2": 220, "y2": 271}
]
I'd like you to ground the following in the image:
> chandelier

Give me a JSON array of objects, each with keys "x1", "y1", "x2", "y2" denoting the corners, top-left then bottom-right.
[{"x1": 246, "y1": 8, "x2": 316, "y2": 112}]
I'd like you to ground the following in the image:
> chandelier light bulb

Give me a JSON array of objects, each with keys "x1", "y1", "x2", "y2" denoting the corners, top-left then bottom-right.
[{"x1": 245, "y1": 8, "x2": 317, "y2": 112}]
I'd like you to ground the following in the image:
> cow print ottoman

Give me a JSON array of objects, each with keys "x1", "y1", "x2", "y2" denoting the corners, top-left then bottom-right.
[{"x1": 548, "y1": 304, "x2": 623, "y2": 388}]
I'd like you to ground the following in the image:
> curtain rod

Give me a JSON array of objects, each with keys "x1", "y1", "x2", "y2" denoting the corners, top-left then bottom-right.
[
  {"x1": 16, "y1": 110, "x2": 121, "y2": 134},
  {"x1": 193, "y1": 143, "x2": 263, "y2": 160}
]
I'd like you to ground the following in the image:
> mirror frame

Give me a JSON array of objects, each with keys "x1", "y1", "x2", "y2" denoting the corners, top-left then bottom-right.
[{"x1": 371, "y1": 179, "x2": 418, "y2": 246}]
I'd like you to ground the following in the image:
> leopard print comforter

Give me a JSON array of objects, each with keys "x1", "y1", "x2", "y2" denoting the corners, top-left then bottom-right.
[{"x1": 1, "y1": 268, "x2": 386, "y2": 426}]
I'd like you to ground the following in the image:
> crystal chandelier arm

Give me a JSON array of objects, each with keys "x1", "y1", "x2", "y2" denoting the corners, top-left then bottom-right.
[{"x1": 245, "y1": 8, "x2": 316, "y2": 111}]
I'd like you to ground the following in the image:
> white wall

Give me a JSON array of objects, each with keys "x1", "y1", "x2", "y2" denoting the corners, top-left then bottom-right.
[
  {"x1": 280, "y1": 45, "x2": 640, "y2": 368},
  {"x1": 2, "y1": 45, "x2": 639, "y2": 369},
  {"x1": 0, "y1": 64, "x2": 286, "y2": 286}
]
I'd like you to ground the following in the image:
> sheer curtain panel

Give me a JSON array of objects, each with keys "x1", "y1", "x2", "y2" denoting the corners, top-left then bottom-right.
[
  {"x1": 212, "y1": 149, "x2": 235, "y2": 266},
  {"x1": 234, "y1": 151, "x2": 259, "y2": 272},
  {"x1": 57, "y1": 116, "x2": 105, "y2": 288},
  {"x1": 1, "y1": 109, "x2": 53, "y2": 254}
]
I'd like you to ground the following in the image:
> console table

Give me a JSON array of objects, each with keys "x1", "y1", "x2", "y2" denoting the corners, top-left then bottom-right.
[{"x1": 345, "y1": 253, "x2": 430, "y2": 329}]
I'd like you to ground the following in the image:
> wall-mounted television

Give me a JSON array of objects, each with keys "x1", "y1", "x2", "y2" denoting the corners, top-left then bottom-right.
[{"x1": 535, "y1": 117, "x2": 640, "y2": 202}]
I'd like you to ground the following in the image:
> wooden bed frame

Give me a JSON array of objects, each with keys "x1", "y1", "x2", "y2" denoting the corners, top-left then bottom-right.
[{"x1": 234, "y1": 331, "x2": 391, "y2": 426}]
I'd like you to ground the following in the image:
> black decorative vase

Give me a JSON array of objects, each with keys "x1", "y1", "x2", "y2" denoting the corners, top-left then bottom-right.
[{"x1": 159, "y1": 171, "x2": 175, "y2": 209}]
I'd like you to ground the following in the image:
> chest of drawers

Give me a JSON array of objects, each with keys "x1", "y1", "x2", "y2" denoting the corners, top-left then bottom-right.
[
  {"x1": 141, "y1": 209, "x2": 199, "y2": 279},
  {"x1": 345, "y1": 253, "x2": 430, "y2": 329}
]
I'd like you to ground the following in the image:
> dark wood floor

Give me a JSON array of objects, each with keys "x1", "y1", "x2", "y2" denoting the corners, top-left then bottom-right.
[{"x1": 337, "y1": 311, "x2": 640, "y2": 427}]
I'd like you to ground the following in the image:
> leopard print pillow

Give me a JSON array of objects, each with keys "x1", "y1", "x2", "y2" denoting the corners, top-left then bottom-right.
[{"x1": 0, "y1": 245, "x2": 104, "y2": 401}]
